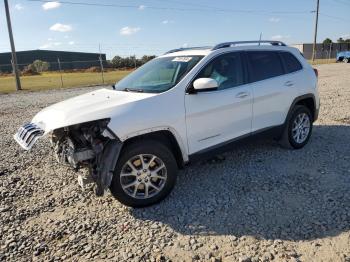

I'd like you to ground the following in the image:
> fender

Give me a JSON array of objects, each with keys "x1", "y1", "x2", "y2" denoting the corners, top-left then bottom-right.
[{"x1": 119, "y1": 126, "x2": 189, "y2": 163}]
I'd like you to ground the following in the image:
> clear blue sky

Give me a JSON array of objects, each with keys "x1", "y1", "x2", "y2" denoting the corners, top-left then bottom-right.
[{"x1": 0, "y1": 0, "x2": 349, "y2": 59}]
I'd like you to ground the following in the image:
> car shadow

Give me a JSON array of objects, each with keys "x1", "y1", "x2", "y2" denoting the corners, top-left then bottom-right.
[{"x1": 130, "y1": 125, "x2": 350, "y2": 241}]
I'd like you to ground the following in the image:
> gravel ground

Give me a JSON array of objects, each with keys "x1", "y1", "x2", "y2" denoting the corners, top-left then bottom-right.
[{"x1": 0, "y1": 63, "x2": 350, "y2": 262}]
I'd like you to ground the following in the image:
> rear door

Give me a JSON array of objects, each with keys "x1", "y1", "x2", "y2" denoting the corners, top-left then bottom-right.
[
  {"x1": 279, "y1": 51, "x2": 306, "y2": 96},
  {"x1": 246, "y1": 50, "x2": 298, "y2": 132}
]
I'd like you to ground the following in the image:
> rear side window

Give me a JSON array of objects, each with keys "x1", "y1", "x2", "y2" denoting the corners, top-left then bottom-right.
[
  {"x1": 247, "y1": 51, "x2": 284, "y2": 82},
  {"x1": 280, "y1": 52, "x2": 303, "y2": 73}
]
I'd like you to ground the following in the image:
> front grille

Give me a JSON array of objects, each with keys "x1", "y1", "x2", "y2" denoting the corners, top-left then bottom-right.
[{"x1": 13, "y1": 123, "x2": 44, "y2": 150}]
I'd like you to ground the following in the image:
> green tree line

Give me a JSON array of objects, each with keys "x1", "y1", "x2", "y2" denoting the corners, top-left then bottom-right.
[
  {"x1": 323, "y1": 37, "x2": 350, "y2": 44},
  {"x1": 109, "y1": 55, "x2": 156, "y2": 69}
]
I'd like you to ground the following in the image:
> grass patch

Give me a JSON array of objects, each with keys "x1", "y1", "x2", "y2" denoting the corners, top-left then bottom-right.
[
  {"x1": 308, "y1": 59, "x2": 337, "y2": 65},
  {"x1": 0, "y1": 70, "x2": 131, "y2": 93}
]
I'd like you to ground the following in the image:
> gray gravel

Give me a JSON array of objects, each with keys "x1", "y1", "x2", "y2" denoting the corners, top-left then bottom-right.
[{"x1": 1, "y1": 63, "x2": 350, "y2": 262}]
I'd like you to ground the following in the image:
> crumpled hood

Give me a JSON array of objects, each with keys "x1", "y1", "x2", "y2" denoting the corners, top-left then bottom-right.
[{"x1": 32, "y1": 88, "x2": 156, "y2": 133}]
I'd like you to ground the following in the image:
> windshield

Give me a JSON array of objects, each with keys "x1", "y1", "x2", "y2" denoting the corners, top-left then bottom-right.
[{"x1": 115, "y1": 56, "x2": 203, "y2": 93}]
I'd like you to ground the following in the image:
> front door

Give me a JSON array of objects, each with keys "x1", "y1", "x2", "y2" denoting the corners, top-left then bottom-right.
[{"x1": 185, "y1": 52, "x2": 253, "y2": 154}]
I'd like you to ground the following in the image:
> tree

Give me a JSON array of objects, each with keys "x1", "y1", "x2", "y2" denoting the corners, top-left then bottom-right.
[
  {"x1": 110, "y1": 55, "x2": 156, "y2": 69},
  {"x1": 111, "y1": 56, "x2": 124, "y2": 68},
  {"x1": 323, "y1": 38, "x2": 332, "y2": 44},
  {"x1": 140, "y1": 55, "x2": 156, "y2": 64},
  {"x1": 27, "y1": 60, "x2": 50, "y2": 73}
]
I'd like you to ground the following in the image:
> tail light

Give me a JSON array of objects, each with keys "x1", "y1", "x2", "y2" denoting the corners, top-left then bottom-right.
[{"x1": 313, "y1": 68, "x2": 318, "y2": 78}]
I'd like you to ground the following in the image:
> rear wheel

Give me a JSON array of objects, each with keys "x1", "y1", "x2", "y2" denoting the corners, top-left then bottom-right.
[
  {"x1": 279, "y1": 105, "x2": 313, "y2": 149},
  {"x1": 110, "y1": 140, "x2": 178, "y2": 207},
  {"x1": 344, "y1": 57, "x2": 349, "y2": 63}
]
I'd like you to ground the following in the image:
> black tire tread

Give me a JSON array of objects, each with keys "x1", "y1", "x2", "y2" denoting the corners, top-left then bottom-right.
[{"x1": 279, "y1": 105, "x2": 313, "y2": 149}]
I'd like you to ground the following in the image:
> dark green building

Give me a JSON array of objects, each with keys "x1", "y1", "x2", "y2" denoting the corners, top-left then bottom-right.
[{"x1": 0, "y1": 50, "x2": 106, "y2": 72}]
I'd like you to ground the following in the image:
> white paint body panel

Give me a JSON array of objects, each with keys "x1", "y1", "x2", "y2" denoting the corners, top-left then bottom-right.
[
  {"x1": 185, "y1": 85, "x2": 253, "y2": 153},
  {"x1": 32, "y1": 88, "x2": 157, "y2": 134},
  {"x1": 250, "y1": 74, "x2": 297, "y2": 131}
]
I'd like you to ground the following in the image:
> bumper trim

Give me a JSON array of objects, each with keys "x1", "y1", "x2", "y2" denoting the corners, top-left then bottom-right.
[{"x1": 14, "y1": 123, "x2": 44, "y2": 150}]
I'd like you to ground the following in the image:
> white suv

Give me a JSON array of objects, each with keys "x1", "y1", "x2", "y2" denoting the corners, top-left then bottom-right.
[{"x1": 14, "y1": 40, "x2": 320, "y2": 207}]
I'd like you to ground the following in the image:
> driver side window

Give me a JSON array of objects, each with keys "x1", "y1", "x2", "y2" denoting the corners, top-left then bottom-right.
[{"x1": 195, "y1": 52, "x2": 244, "y2": 90}]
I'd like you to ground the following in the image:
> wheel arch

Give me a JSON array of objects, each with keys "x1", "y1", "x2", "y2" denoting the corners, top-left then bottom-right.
[
  {"x1": 286, "y1": 94, "x2": 317, "y2": 124},
  {"x1": 120, "y1": 128, "x2": 187, "y2": 168},
  {"x1": 276, "y1": 94, "x2": 317, "y2": 144},
  {"x1": 277, "y1": 94, "x2": 317, "y2": 141}
]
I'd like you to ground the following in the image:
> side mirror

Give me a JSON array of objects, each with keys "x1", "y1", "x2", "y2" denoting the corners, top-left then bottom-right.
[{"x1": 193, "y1": 78, "x2": 218, "y2": 91}]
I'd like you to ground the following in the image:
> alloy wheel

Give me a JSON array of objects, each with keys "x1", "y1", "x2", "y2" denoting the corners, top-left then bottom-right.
[
  {"x1": 120, "y1": 154, "x2": 167, "y2": 199},
  {"x1": 291, "y1": 112, "x2": 311, "y2": 144}
]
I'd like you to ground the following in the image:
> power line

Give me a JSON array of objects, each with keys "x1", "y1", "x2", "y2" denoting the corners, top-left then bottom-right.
[
  {"x1": 319, "y1": 12, "x2": 350, "y2": 22},
  {"x1": 26, "y1": 0, "x2": 311, "y2": 15},
  {"x1": 25, "y1": 0, "x2": 350, "y2": 21},
  {"x1": 139, "y1": 0, "x2": 217, "y2": 10},
  {"x1": 331, "y1": 0, "x2": 350, "y2": 6}
]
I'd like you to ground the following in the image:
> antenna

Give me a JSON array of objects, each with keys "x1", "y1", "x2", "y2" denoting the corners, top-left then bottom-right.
[{"x1": 259, "y1": 32, "x2": 262, "y2": 46}]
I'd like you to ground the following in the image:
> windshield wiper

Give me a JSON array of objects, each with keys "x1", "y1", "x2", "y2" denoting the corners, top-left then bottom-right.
[{"x1": 123, "y1": 88, "x2": 144, "y2": 93}]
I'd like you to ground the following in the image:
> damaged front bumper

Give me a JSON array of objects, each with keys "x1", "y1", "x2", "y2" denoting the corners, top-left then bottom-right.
[
  {"x1": 14, "y1": 120, "x2": 123, "y2": 196},
  {"x1": 93, "y1": 139, "x2": 122, "y2": 196}
]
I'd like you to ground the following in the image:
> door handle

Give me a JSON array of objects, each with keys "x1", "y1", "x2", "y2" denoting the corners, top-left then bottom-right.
[
  {"x1": 284, "y1": 81, "x2": 294, "y2": 87},
  {"x1": 235, "y1": 92, "x2": 249, "y2": 98}
]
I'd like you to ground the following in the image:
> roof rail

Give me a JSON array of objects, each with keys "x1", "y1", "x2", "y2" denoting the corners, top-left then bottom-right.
[
  {"x1": 212, "y1": 40, "x2": 286, "y2": 50},
  {"x1": 164, "y1": 46, "x2": 212, "y2": 55}
]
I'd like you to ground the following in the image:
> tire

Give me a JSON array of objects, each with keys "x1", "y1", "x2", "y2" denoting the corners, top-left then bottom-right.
[
  {"x1": 279, "y1": 105, "x2": 313, "y2": 149},
  {"x1": 344, "y1": 58, "x2": 349, "y2": 63},
  {"x1": 110, "y1": 140, "x2": 178, "y2": 207}
]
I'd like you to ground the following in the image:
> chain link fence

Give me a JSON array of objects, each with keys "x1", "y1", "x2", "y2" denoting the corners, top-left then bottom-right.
[
  {"x1": 292, "y1": 42, "x2": 350, "y2": 61},
  {"x1": 0, "y1": 59, "x2": 134, "y2": 92}
]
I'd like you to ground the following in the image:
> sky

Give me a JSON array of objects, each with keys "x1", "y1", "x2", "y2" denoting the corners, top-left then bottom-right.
[{"x1": 0, "y1": 0, "x2": 349, "y2": 59}]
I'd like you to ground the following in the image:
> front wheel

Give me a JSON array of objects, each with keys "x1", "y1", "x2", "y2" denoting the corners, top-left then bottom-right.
[
  {"x1": 110, "y1": 140, "x2": 178, "y2": 207},
  {"x1": 344, "y1": 57, "x2": 349, "y2": 63},
  {"x1": 279, "y1": 105, "x2": 313, "y2": 149}
]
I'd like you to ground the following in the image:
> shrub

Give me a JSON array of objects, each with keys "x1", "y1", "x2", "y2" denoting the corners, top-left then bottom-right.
[{"x1": 25, "y1": 60, "x2": 50, "y2": 74}]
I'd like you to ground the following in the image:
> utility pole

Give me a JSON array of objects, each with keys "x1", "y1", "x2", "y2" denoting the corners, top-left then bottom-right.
[
  {"x1": 4, "y1": 0, "x2": 21, "y2": 91},
  {"x1": 311, "y1": 0, "x2": 320, "y2": 61},
  {"x1": 99, "y1": 43, "x2": 105, "y2": 84},
  {"x1": 329, "y1": 42, "x2": 332, "y2": 61}
]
